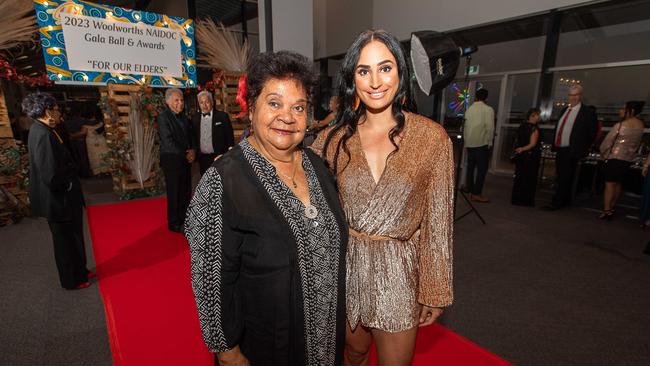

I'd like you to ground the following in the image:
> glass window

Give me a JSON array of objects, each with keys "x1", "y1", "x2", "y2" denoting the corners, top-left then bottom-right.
[
  {"x1": 557, "y1": 20, "x2": 650, "y2": 66},
  {"x1": 546, "y1": 65, "x2": 650, "y2": 169},
  {"x1": 247, "y1": 34, "x2": 260, "y2": 54},
  {"x1": 442, "y1": 78, "x2": 501, "y2": 128},
  {"x1": 506, "y1": 73, "x2": 540, "y2": 124},
  {"x1": 467, "y1": 36, "x2": 545, "y2": 74},
  {"x1": 442, "y1": 80, "x2": 470, "y2": 131},
  {"x1": 548, "y1": 64, "x2": 650, "y2": 129},
  {"x1": 557, "y1": 0, "x2": 650, "y2": 66},
  {"x1": 495, "y1": 73, "x2": 540, "y2": 172}
]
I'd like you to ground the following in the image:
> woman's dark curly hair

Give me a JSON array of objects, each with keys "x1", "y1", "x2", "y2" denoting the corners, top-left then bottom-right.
[
  {"x1": 624, "y1": 100, "x2": 645, "y2": 118},
  {"x1": 246, "y1": 50, "x2": 317, "y2": 113},
  {"x1": 525, "y1": 107, "x2": 541, "y2": 122},
  {"x1": 321, "y1": 29, "x2": 414, "y2": 175},
  {"x1": 22, "y1": 92, "x2": 57, "y2": 119}
]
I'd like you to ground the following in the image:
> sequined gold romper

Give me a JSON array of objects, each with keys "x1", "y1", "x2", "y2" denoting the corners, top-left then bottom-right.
[{"x1": 313, "y1": 112, "x2": 454, "y2": 332}]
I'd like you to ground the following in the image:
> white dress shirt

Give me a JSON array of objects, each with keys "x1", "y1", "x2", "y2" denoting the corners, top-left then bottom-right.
[
  {"x1": 555, "y1": 103, "x2": 581, "y2": 147},
  {"x1": 200, "y1": 111, "x2": 214, "y2": 154}
]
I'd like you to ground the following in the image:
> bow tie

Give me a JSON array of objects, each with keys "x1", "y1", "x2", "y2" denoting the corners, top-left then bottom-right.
[{"x1": 202, "y1": 112, "x2": 211, "y2": 117}]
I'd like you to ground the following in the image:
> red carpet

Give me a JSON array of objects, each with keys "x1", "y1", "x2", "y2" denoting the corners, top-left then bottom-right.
[{"x1": 87, "y1": 197, "x2": 512, "y2": 366}]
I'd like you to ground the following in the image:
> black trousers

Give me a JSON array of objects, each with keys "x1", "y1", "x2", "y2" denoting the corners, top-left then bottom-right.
[
  {"x1": 47, "y1": 204, "x2": 88, "y2": 289},
  {"x1": 511, "y1": 153, "x2": 541, "y2": 206},
  {"x1": 552, "y1": 148, "x2": 580, "y2": 207},
  {"x1": 160, "y1": 153, "x2": 192, "y2": 230},
  {"x1": 466, "y1": 145, "x2": 490, "y2": 195},
  {"x1": 198, "y1": 153, "x2": 218, "y2": 176}
]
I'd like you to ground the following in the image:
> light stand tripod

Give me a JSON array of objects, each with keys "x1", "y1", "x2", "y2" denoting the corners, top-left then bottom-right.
[{"x1": 453, "y1": 54, "x2": 486, "y2": 224}]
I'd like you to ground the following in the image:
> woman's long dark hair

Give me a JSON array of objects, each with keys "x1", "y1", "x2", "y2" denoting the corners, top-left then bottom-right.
[
  {"x1": 624, "y1": 100, "x2": 645, "y2": 119},
  {"x1": 321, "y1": 29, "x2": 414, "y2": 175}
]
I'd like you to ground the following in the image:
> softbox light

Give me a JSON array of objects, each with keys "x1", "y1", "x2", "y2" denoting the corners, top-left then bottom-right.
[{"x1": 410, "y1": 31, "x2": 462, "y2": 96}]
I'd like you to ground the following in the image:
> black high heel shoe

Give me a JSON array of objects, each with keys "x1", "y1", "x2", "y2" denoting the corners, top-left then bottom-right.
[{"x1": 598, "y1": 210, "x2": 614, "y2": 220}]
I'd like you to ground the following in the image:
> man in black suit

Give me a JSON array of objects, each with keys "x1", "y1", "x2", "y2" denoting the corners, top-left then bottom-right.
[
  {"x1": 191, "y1": 90, "x2": 235, "y2": 176},
  {"x1": 24, "y1": 92, "x2": 92, "y2": 290},
  {"x1": 157, "y1": 88, "x2": 195, "y2": 232},
  {"x1": 543, "y1": 84, "x2": 598, "y2": 210}
]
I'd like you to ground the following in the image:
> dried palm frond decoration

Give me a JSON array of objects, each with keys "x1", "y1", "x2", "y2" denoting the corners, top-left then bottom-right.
[
  {"x1": 0, "y1": 0, "x2": 36, "y2": 52},
  {"x1": 127, "y1": 93, "x2": 156, "y2": 188},
  {"x1": 195, "y1": 18, "x2": 250, "y2": 72}
]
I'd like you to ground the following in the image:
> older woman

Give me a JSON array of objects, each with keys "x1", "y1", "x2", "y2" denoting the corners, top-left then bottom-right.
[
  {"x1": 23, "y1": 92, "x2": 92, "y2": 290},
  {"x1": 314, "y1": 29, "x2": 454, "y2": 366},
  {"x1": 184, "y1": 51, "x2": 348, "y2": 365}
]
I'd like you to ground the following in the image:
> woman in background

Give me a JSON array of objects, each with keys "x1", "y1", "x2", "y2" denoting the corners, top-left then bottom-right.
[
  {"x1": 598, "y1": 101, "x2": 645, "y2": 220},
  {"x1": 313, "y1": 29, "x2": 453, "y2": 366},
  {"x1": 511, "y1": 108, "x2": 542, "y2": 206},
  {"x1": 23, "y1": 92, "x2": 93, "y2": 290},
  {"x1": 315, "y1": 95, "x2": 339, "y2": 129}
]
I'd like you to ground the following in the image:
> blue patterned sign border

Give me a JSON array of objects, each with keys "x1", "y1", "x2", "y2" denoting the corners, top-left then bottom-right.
[{"x1": 33, "y1": 0, "x2": 197, "y2": 88}]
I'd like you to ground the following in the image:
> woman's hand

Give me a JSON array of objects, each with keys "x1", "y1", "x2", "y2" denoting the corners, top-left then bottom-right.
[
  {"x1": 418, "y1": 305, "x2": 443, "y2": 327},
  {"x1": 217, "y1": 346, "x2": 250, "y2": 366},
  {"x1": 186, "y1": 149, "x2": 196, "y2": 163},
  {"x1": 515, "y1": 147, "x2": 524, "y2": 154}
]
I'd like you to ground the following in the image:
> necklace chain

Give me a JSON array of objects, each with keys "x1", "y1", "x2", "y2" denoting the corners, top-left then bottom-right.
[
  {"x1": 250, "y1": 138, "x2": 298, "y2": 188},
  {"x1": 248, "y1": 138, "x2": 317, "y2": 219},
  {"x1": 276, "y1": 157, "x2": 298, "y2": 189}
]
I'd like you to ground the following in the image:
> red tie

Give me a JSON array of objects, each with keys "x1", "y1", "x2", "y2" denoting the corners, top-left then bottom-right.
[{"x1": 555, "y1": 107, "x2": 572, "y2": 146}]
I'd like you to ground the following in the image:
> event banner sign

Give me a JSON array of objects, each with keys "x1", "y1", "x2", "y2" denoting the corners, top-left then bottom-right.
[{"x1": 33, "y1": 0, "x2": 197, "y2": 88}]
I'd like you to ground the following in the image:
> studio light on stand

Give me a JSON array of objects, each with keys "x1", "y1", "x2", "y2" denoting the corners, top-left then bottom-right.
[{"x1": 410, "y1": 31, "x2": 484, "y2": 224}]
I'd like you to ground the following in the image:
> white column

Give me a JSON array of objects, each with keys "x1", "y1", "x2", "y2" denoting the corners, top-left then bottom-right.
[{"x1": 257, "y1": 0, "x2": 314, "y2": 59}]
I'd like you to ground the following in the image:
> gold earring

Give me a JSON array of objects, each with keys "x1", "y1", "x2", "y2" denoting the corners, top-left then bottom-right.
[{"x1": 354, "y1": 96, "x2": 360, "y2": 111}]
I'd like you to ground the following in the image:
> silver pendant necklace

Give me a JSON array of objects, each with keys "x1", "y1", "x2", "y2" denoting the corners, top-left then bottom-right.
[
  {"x1": 304, "y1": 204, "x2": 318, "y2": 219},
  {"x1": 252, "y1": 140, "x2": 317, "y2": 218}
]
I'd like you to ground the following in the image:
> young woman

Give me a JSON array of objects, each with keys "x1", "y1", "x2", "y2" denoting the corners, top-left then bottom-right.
[
  {"x1": 511, "y1": 108, "x2": 542, "y2": 206},
  {"x1": 598, "y1": 101, "x2": 645, "y2": 220},
  {"x1": 313, "y1": 29, "x2": 454, "y2": 366}
]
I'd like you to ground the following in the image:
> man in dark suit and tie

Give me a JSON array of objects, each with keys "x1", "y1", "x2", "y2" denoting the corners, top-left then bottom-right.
[
  {"x1": 543, "y1": 84, "x2": 598, "y2": 210},
  {"x1": 191, "y1": 90, "x2": 235, "y2": 176},
  {"x1": 157, "y1": 88, "x2": 195, "y2": 232}
]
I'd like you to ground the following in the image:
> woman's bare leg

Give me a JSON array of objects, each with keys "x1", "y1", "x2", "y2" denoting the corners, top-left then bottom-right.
[
  {"x1": 371, "y1": 326, "x2": 418, "y2": 366},
  {"x1": 611, "y1": 183, "x2": 622, "y2": 209},
  {"x1": 345, "y1": 321, "x2": 372, "y2": 366},
  {"x1": 603, "y1": 182, "x2": 615, "y2": 211}
]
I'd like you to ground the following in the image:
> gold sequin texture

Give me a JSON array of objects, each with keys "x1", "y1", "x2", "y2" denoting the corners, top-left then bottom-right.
[
  {"x1": 312, "y1": 112, "x2": 454, "y2": 332},
  {"x1": 600, "y1": 125, "x2": 643, "y2": 161}
]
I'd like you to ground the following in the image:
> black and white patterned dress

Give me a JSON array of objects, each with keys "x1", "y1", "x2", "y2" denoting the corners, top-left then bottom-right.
[{"x1": 185, "y1": 139, "x2": 347, "y2": 366}]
